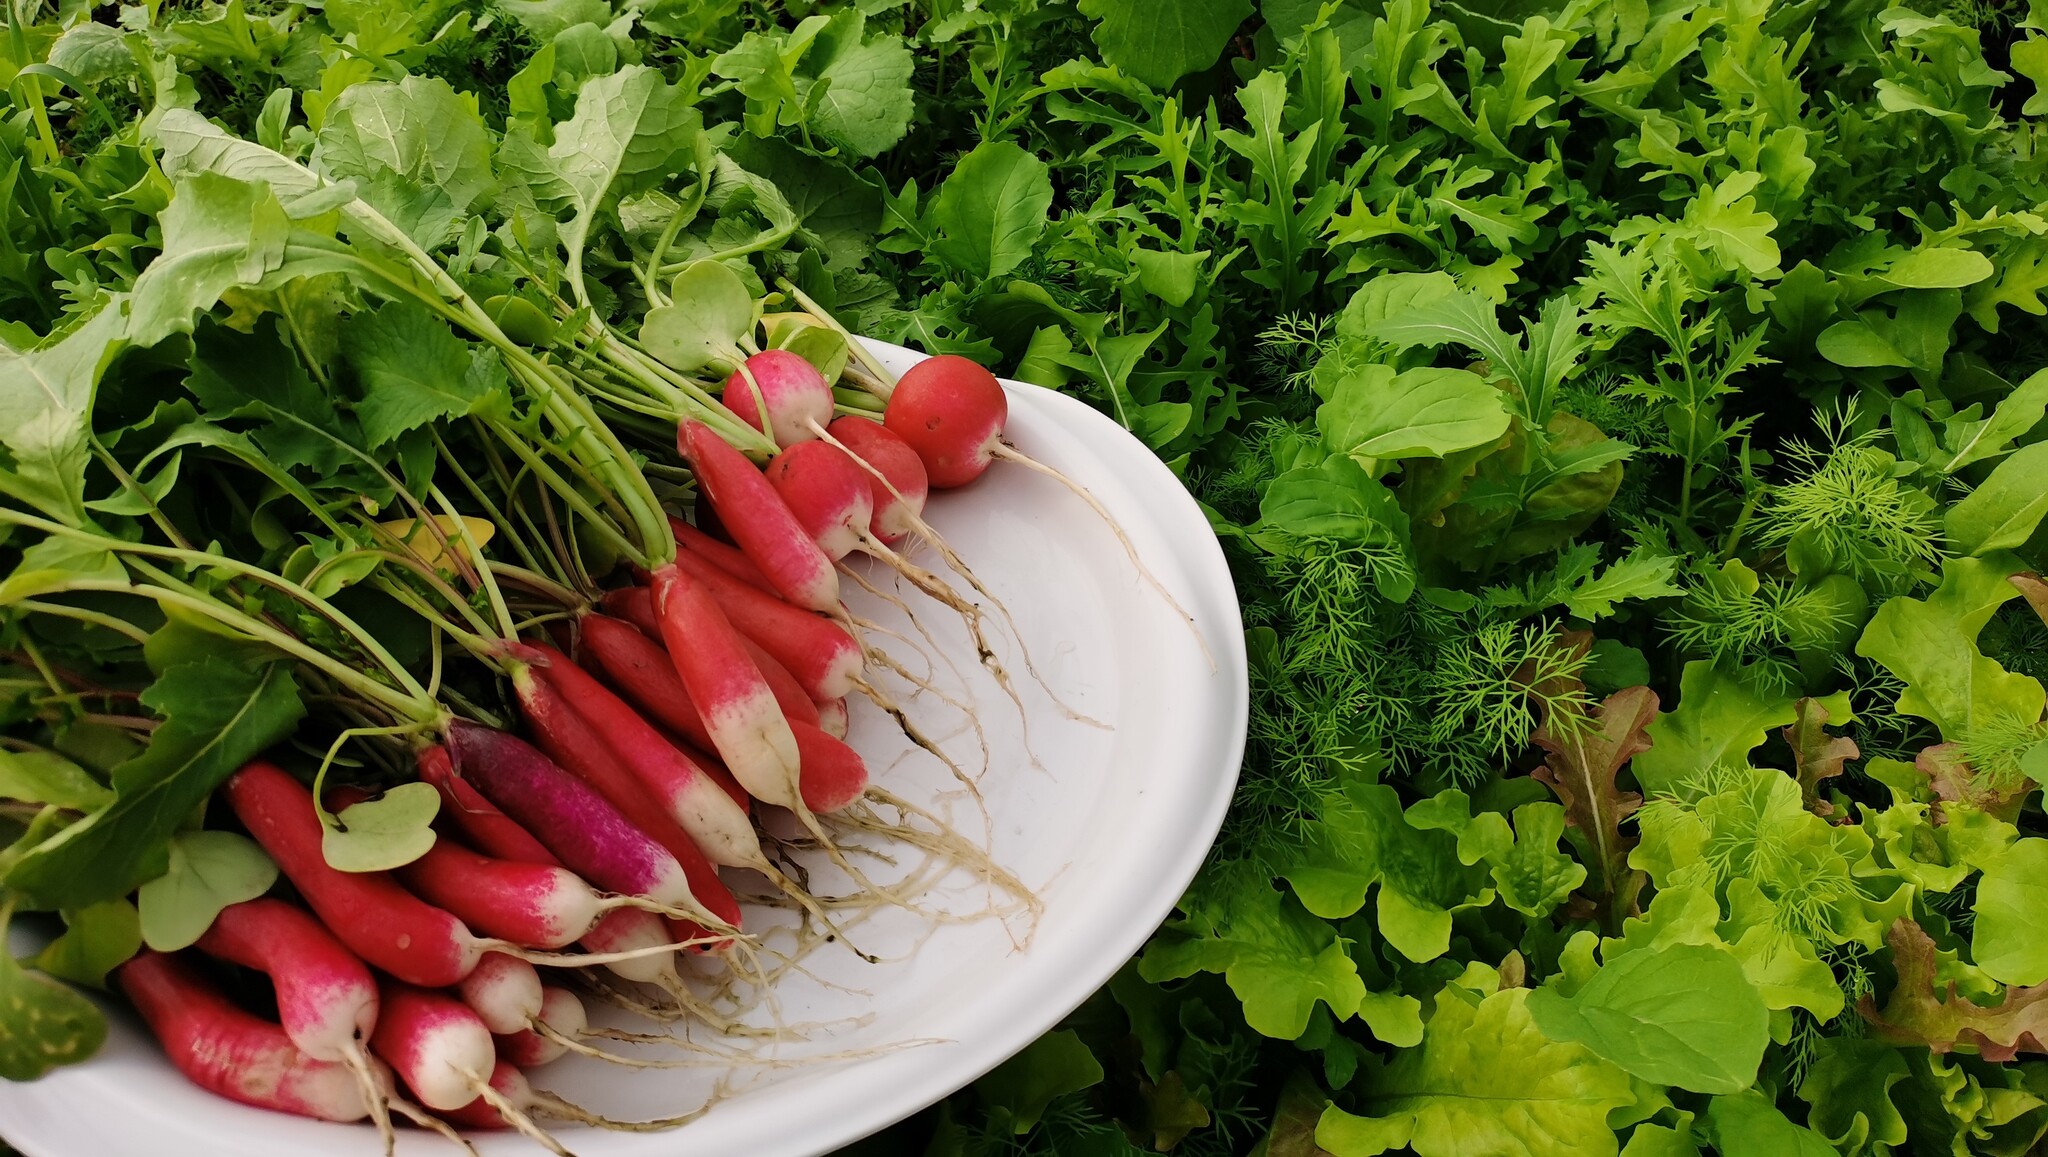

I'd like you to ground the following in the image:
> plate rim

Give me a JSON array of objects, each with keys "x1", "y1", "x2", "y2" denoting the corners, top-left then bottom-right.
[{"x1": 0, "y1": 339, "x2": 1248, "y2": 1157}]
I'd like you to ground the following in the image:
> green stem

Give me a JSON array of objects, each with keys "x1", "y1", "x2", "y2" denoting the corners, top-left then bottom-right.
[
  {"x1": 779, "y1": 279, "x2": 895, "y2": 396},
  {"x1": 486, "y1": 422, "x2": 648, "y2": 567},
  {"x1": 14, "y1": 600, "x2": 153, "y2": 645},
  {"x1": 432, "y1": 487, "x2": 516, "y2": 639}
]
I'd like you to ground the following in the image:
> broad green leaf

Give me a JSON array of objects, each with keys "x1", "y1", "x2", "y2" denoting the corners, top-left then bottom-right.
[
  {"x1": 1796, "y1": 1039, "x2": 1912, "y2": 1157},
  {"x1": 1317, "y1": 365, "x2": 1510, "y2": 465},
  {"x1": 1078, "y1": 0, "x2": 1251, "y2": 89},
  {"x1": 5, "y1": 658, "x2": 304, "y2": 910},
  {"x1": 1260, "y1": 456, "x2": 1412, "y2": 557},
  {"x1": 973, "y1": 1030, "x2": 1105, "y2": 1133},
  {"x1": 1316, "y1": 985, "x2": 1636, "y2": 1157},
  {"x1": 1528, "y1": 944, "x2": 1768, "y2": 1094},
  {"x1": 320, "y1": 782, "x2": 441, "y2": 873},
  {"x1": 187, "y1": 318, "x2": 360, "y2": 473},
  {"x1": 137, "y1": 831, "x2": 279, "y2": 951},
  {"x1": 1131, "y1": 248, "x2": 1206, "y2": 307},
  {"x1": 1279, "y1": 781, "x2": 1493, "y2": 963},
  {"x1": 341, "y1": 299, "x2": 507, "y2": 447},
  {"x1": 1633, "y1": 663, "x2": 1798, "y2": 798},
  {"x1": 804, "y1": 12, "x2": 915, "y2": 159},
  {"x1": 31, "y1": 900, "x2": 143, "y2": 988},
  {"x1": 151, "y1": 109, "x2": 322, "y2": 202},
  {"x1": 1946, "y1": 441, "x2": 2048, "y2": 555},
  {"x1": 641, "y1": 260, "x2": 756, "y2": 373},
  {"x1": 1139, "y1": 870, "x2": 1366, "y2": 1039},
  {"x1": 1407, "y1": 793, "x2": 1584, "y2": 918},
  {"x1": 0, "y1": 751, "x2": 111, "y2": 811},
  {"x1": 314, "y1": 76, "x2": 497, "y2": 246},
  {"x1": 0, "y1": 535, "x2": 129, "y2": 605},
  {"x1": 0, "y1": 949, "x2": 106, "y2": 1080},
  {"x1": 1700, "y1": 1090, "x2": 1836, "y2": 1157},
  {"x1": 1880, "y1": 247, "x2": 1995, "y2": 290},
  {"x1": 0, "y1": 304, "x2": 127, "y2": 525},
  {"x1": 127, "y1": 174, "x2": 293, "y2": 347},
  {"x1": 1817, "y1": 317, "x2": 1910, "y2": 368},
  {"x1": 1857, "y1": 555, "x2": 2045, "y2": 742},
  {"x1": 930, "y1": 141, "x2": 1053, "y2": 280},
  {"x1": 1971, "y1": 839, "x2": 2048, "y2": 986}
]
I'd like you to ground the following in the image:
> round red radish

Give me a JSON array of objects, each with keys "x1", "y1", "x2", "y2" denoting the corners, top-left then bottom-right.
[
  {"x1": 766, "y1": 441, "x2": 875, "y2": 561},
  {"x1": 496, "y1": 986, "x2": 586, "y2": 1069},
  {"x1": 458, "y1": 953, "x2": 545, "y2": 1036},
  {"x1": 827, "y1": 416, "x2": 928, "y2": 544},
  {"x1": 722, "y1": 350, "x2": 833, "y2": 448},
  {"x1": 884, "y1": 355, "x2": 1007, "y2": 489},
  {"x1": 370, "y1": 981, "x2": 494, "y2": 1112}
]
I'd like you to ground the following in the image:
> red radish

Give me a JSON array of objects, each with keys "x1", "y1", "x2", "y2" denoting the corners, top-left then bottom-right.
[
  {"x1": 419, "y1": 745, "x2": 554, "y2": 864},
  {"x1": 579, "y1": 612, "x2": 866, "y2": 812},
  {"x1": 506, "y1": 664, "x2": 741, "y2": 928},
  {"x1": 435, "y1": 1061, "x2": 529, "y2": 1131},
  {"x1": 721, "y1": 349, "x2": 833, "y2": 448},
  {"x1": 194, "y1": 899, "x2": 377, "y2": 1065},
  {"x1": 817, "y1": 697, "x2": 849, "y2": 739},
  {"x1": 826, "y1": 415, "x2": 928, "y2": 544},
  {"x1": 767, "y1": 440, "x2": 875, "y2": 560},
  {"x1": 521, "y1": 642, "x2": 763, "y2": 870},
  {"x1": 598, "y1": 590, "x2": 824, "y2": 725},
  {"x1": 648, "y1": 564, "x2": 802, "y2": 810},
  {"x1": 678, "y1": 419, "x2": 840, "y2": 612},
  {"x1": 443, "y1": 719, "x2": 731, "y2": 930},
  {"x1": 496, "y1": 987, "x2": 586, "y2": 1068},
  {"x1": 225, "y1": 762, "x2": 488, "y2": 988},
  {"x1": 369, "y1": 981, "x2": 495, "y2": 1112},
  {"x1": 884, "y1": 355, "x2": 1007, "y2": 488},
  {"x1": 398, "y1": 840, "x2": 607, "y2": 950},
  {"x1": 670, "y1": 515, "x2": 773, "y2": 590},
  {"x1": 118, "y1": 950, "x2": 390, "y2": 1123},
  {"x1": 458, "y1": 953, "x2": 545, "y2": 1036},
  {"x1": 584, "y1": 610, "x2": 819, "y2": 749},
  {"x1": 664, "y1": 553, "x2": 864, "y2": 700},
  {"x1": 417, "y1": 747, "x2": 678, "y2": 985}
]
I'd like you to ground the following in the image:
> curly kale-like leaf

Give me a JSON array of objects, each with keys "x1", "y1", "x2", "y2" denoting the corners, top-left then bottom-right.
[
  {"x1": 1784, "y1": 696, "x2": 1860, "y2": 817},
  {"x1": 1532, "y1": 684, "x2": 1656, "y2": 913},
  {"x1": 1863, "y1": 919, "x2": 2048, "y2": 1062}
]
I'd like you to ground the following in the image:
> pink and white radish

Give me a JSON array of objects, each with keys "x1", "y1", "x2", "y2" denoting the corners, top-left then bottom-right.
[
  {"x1": 677, "y1": 419, "x2": 839, "y2": 612},
  {"x1": 722, "y1": 349, "x2": 834, "y2": 449},
  {"x1": 398, "y1": 840, "x2": 614, "y2": 951},
  {"x1": 496, "y1": 987, "x2": 587, "y2": 1068},
  {"x1": 816, "y1": 697, "x2": 849, "y2": 739},
  {"x1": 825, "y1": 416, "x2": 928, "y2": 545},
  {"x1": 458, "y1": 953, "x2": 546, "y2": 1037},
  {"x1": 118, "y1": 950, "x2": 392, "y2": 1124},
  {"x1": 658, "y1": 554, "x2": 864, "y2": 700},
  {"x1": 647, "y1": 564, "x2": 803, "y2": 811}
]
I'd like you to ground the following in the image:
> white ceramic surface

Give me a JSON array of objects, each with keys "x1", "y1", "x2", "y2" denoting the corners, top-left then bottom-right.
[{"x1": 0, "y1": 339, "x2": 1247, "y2": 1157}]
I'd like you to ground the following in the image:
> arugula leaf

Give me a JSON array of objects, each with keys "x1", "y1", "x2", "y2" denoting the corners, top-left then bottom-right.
[
  {"x1": 4, "y1": 657, "x2": 304, "y2": 910},
  {"x1": 1945, "y1": 441, "x2": 2048, "y2": 556}
]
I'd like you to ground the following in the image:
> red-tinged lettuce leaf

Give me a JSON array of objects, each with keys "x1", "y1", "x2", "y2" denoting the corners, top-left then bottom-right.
[
  {"x1": 1783, "y1": 697, "x2": 1860, "y2": 817},
  {"x1": 1915, "y1": 743, "x2": 2033, "y2": 824},
  {"x1": 2013, "y1": 572, "x2": 2048, "y2": 626},
  {"x1": 1532, "y1": 684, "x2": 1657, "y2": 913},
  {"x1": 1863, "y1": 920, "x2": 2048, "y2": 1062}
]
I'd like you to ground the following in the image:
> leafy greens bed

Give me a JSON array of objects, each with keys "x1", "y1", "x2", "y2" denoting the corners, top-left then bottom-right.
[{"x1": 9, "y1": 0, "x2": 2048, "y2": 1153}]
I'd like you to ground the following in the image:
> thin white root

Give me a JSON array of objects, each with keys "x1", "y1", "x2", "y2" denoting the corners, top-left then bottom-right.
[
  {"x1": 531, "y1": 1087, "x2": 713, "y2": 1133},
  {"x1": 342, "y1": 1045, "x2": 397, "y2": 1157},
  {"x1": 387, "y1": 1097, "x2": 480, "y2": 1156},
  {"x1": 993, "y1": 442, "x2": 1213, "y2": 670},
  {"x1": 499, "y1": 933, "x2": 737, "y2": 968},
  {"x1": 467, "y1": 1074, "x2": 574, "y2": 1157}
]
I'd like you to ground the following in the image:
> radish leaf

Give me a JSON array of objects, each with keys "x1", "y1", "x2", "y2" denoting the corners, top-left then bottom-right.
[{"x1": 137, "y1": 832, "x2": 278, "y2": 952}]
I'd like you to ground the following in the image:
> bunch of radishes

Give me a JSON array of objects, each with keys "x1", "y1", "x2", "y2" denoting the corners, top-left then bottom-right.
[{"x1": 112, "y1": 350, "x2": 1091, "y2": 1153}]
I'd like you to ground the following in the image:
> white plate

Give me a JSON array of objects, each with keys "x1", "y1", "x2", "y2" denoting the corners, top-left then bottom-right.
[{"x1": 0, "y1": 340, "x2": 1247, "y2": 1157}]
